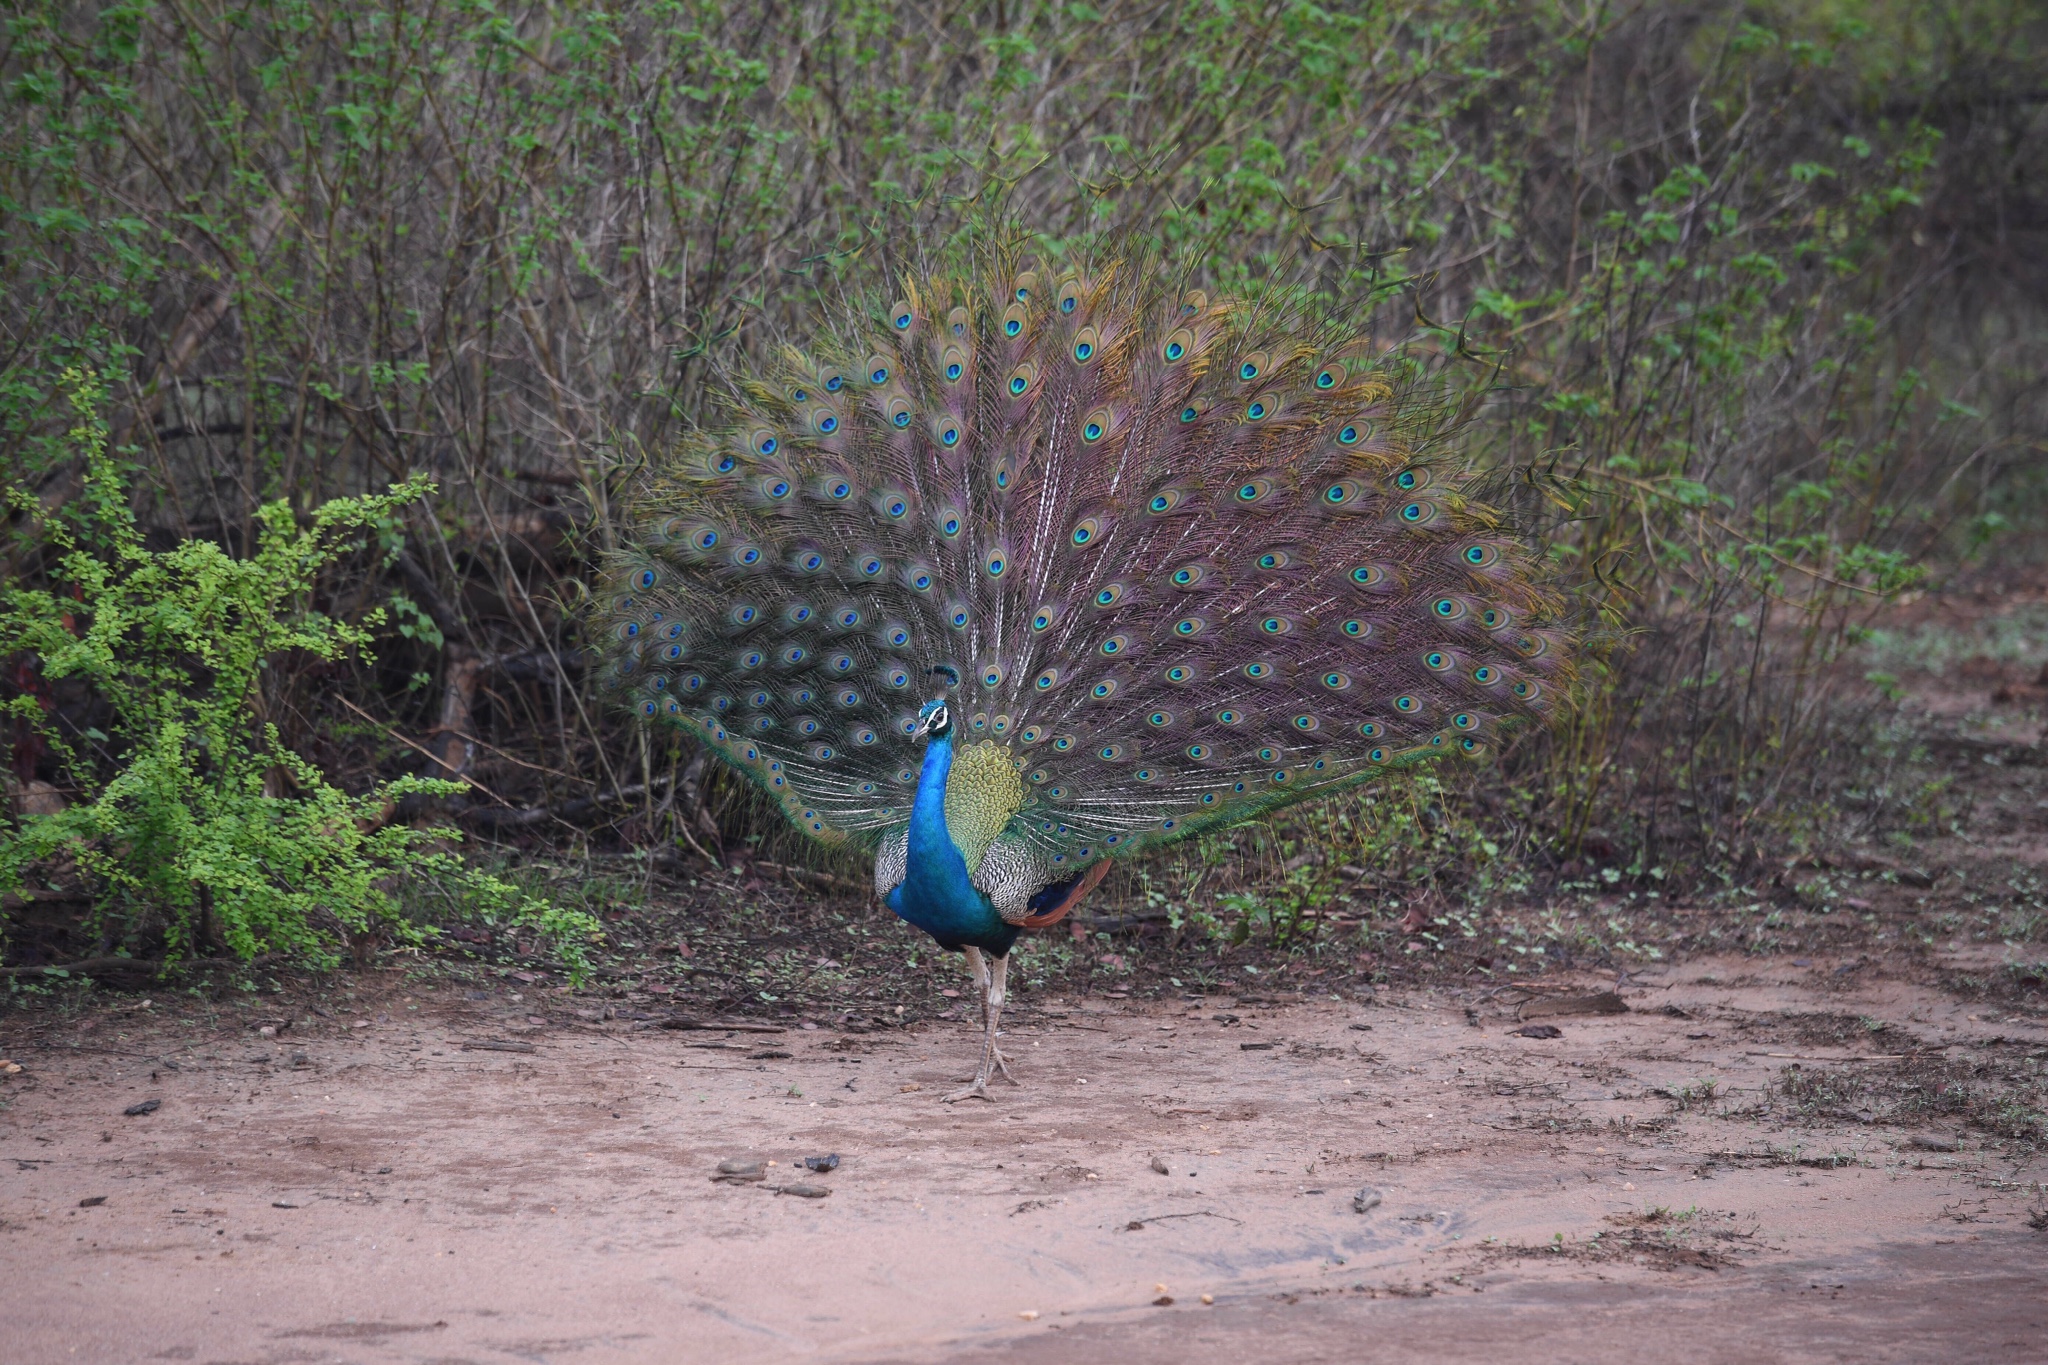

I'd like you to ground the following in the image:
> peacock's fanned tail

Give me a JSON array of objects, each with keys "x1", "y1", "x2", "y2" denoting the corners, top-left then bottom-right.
[{"x1": 595, "y1": 250, "x2": 1570, "y2": 867}]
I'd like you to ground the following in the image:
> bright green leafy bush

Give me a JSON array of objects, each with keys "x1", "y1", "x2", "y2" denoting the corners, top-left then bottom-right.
[{"x1": 0, "y1": 373, "x2": 597, "y2": 977}]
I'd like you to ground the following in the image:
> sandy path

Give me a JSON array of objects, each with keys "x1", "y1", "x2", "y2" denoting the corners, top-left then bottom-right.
[{"x1": 4, "y1": 955, "x2": 2044, "y2": 1364}]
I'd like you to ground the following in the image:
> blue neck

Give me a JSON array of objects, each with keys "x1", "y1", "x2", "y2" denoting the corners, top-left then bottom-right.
[{"x1": 886, "y1": 729, "x2": 1014, "y2": 954}]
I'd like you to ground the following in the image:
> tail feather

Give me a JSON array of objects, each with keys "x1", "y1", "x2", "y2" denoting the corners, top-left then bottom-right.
[{"x1": 595, "y1": 241, "x2": 1571, "y2": 861}]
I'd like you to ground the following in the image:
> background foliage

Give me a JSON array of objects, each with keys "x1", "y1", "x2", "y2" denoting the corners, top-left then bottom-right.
[{"x1": 2, "y1": 0, "x2": 2043, "y2": 970}]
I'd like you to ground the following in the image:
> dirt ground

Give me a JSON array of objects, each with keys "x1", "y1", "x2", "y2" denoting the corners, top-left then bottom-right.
[{"x1": 4, "y1": 948, "x2": 2046, "y2": 1364}]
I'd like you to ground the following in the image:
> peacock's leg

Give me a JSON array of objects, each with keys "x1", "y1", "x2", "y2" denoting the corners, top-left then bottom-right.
[
  {"x1": 985, "y1": 952, "x2": 1017, "y2": 1084},
  {"x1": 944, "y1": 947, "x2": 996, "y2": 1103}
]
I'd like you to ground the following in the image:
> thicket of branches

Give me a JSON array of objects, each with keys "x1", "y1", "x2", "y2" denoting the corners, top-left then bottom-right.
[{"x1": 3, "y1": 0, "x2": 2044, "y2": 960}]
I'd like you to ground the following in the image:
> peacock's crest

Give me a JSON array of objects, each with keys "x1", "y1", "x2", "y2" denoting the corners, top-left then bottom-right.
[{"x1": 596, "y1": 243, "x2": 1570, "y2": 865}]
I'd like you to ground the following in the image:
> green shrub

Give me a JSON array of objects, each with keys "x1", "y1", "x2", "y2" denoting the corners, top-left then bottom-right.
[{"x1": 1, "y1": 372, "x2": 597, "y2": 978}]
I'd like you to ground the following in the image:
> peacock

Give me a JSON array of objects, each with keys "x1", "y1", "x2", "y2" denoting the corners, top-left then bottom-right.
[{"x1": 593, "y1": 241, "x2": 1570, "y2": 1101}]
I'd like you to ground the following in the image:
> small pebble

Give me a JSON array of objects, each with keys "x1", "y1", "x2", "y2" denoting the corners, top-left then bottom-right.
[
  {"x1": 778, "y1": 1183, "x2": 831, "y2": 1198},
  {"x1": 1149, "y1": 1156, "x2": 1170, "y2": 1175},
  {"x1": 1200, "y1": 1293, "x2": 1214, "y2": 1305},
  {"x1": 1017, "y1": 1310, "x2": 1039, "y2": 1321},
  {"x1": 1353, "y1": 1188, "x2": 1382, "y2": 1214}
]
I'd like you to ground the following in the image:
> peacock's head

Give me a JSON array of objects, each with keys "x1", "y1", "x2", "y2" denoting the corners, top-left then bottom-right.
[{"x1": 918, "y1": 664, "x2": 960, "y2": 739}]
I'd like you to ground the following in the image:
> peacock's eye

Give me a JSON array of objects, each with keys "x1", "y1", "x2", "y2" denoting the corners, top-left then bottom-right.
[
  {"x1": 1315, "y1": 365, "x2": 1341, "y2": 389},
  {"x1": 1179, "y1": 406, "x2": 1199, "y2": 423},
  {"x1": 1396, "y1": 469, "x2": 1419, "y2": 489},
  {"x1": 946, "y1": 362, "x2": 963, "y2": 381},
  {"x1": 636, "y1": 569, "x2": 656, "y2": 588},
  {"x1": 870, "y1": 364, "x2": 889, "y2": 384},
  {"x1": 1165, "y1": 341, "x2": 1183, "y2": 360},
  {"x1": 893, "y1": 410, "x2": 912, "y2": 428},
  {"x1": 1010, "y1": 376, "x2": 1027, "y2": 394},
  {"x1": 817, "y1": 414, "x2": 839, "y2": 434},
  {"x1": 1337, "y1": 424, "x2": 1360, "y2": 444},
  {"x1": 1246, "y1": 400, "x2": 1268, "y2": 420},
  {"x1": 716, "y1": 455, "x2": 736, "y2": 472},
  {"x1": 1083, "y1": 420, "x2": 1103, "y2": 442},
  {"x1": 893, "y1": 309, "x2": 912, "y2": 330}
]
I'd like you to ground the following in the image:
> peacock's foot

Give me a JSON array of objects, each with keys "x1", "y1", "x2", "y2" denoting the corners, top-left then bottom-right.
[
  {"x1": 989, "y1": 1044, "x2": 1018, "y2": 1084},
  {"x1": 941, "y1": 1075, "x2": 994, "y2": 1103}
]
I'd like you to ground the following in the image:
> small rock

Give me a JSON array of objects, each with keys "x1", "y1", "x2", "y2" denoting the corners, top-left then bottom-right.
[
  {"x1": 1152, "y1": 1295, "x2": 1175, "y2": 1307},
  {"x1": 1150, "y1": 1155, "x2": 1170, "y2": 1175},
  {"x1": 123, "y1": 1098, "x2": 161, "y2": 1117},
  {"x1": 803, "y1": 1153, "x2": 841, "y2": 1173},
  {"x1": 1353, "y1": 1188, "x2": 1382, "y2": 1214},
  {"x1": 1509, "y1": 1024, "x2": 1563, "y2": 1040},
  {"x1": 272, "y1": 1201, "x2": 300, "y2": 1209},
  {"x1": 1200, "y1": 1293, "x2": 1214, "y2": 1305},
  {"x1": 1018, "y1": 1310, "x2": 1039, "y2": 1321},
  {"x1": 78, "y1": 1196, "x2": 106, "y2": 1208},
  {"x1": 1909, "y1": 1134, "x2": 1958, "y2": 1153},
  {"x1": 258, "y1": 1025, "x2": 277, "y2": 1037},
  {"x1": 778, "y1": 1182, "x2": 831, "y2": 1198},
  {"x1": 713, "y1": 1159, "x2": 767, "y2": 1183},
  {"x1": 899, "y1": 1083, "x2": 922, "y2": 1093}
]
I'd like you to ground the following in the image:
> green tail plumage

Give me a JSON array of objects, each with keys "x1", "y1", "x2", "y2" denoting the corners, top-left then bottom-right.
[{"x1": 594, "y1": 242, "x2": 1571, "y2": 879}]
